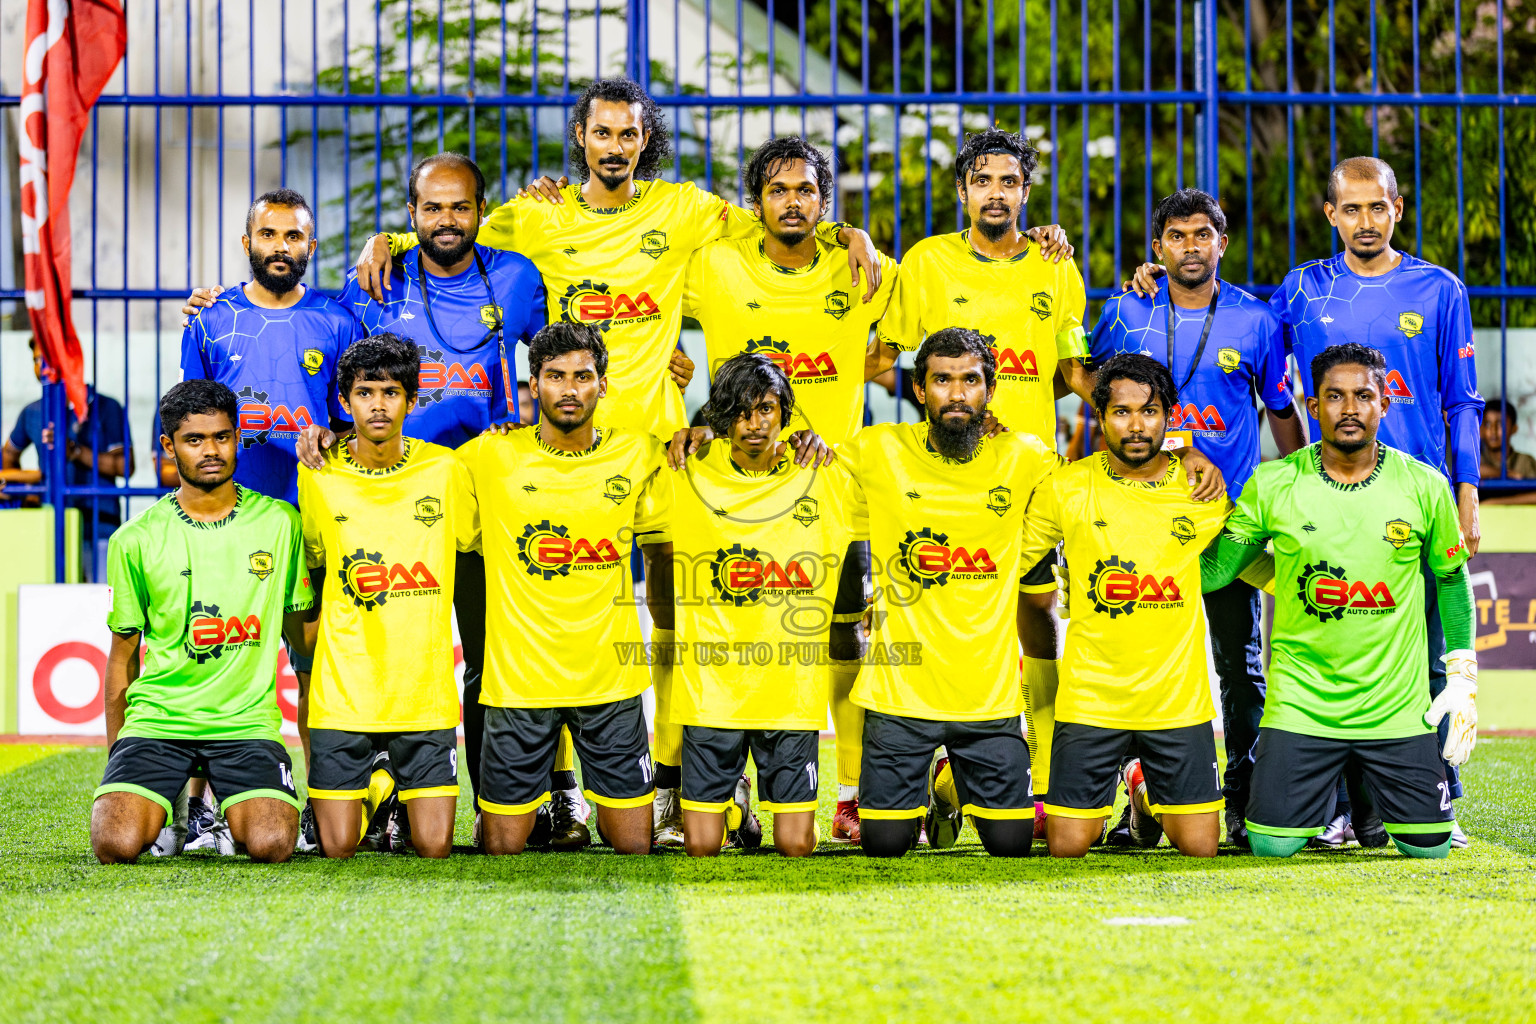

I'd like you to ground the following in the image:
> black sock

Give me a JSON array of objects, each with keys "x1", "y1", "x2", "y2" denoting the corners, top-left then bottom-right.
[
  {"x1": 552, "y1": 770, "x2": 577, "y2": 792},
  {"x1": 655, "y1": 764, "x2": 681, "y2": 790}
]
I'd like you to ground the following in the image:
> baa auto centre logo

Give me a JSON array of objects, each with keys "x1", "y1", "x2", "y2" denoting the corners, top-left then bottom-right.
[{"x1": 15, "y1": 584, "x2": 471, "y2": 738}]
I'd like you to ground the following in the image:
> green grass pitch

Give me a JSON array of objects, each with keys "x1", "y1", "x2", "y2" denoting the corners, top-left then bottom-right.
[{"x1": 2, "y1": 739, "x2": 1533, "y2": 1024}]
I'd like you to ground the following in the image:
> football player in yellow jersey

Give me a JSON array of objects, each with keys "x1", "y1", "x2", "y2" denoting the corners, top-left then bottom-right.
[
  {"x1": 298, "y1": 335, "x2": 475, "y2": 859},
  {"x1": 844, "y1": 328, "x2": 1061, "y2": 858},
  {"x1": 354, "y1": 77, "x2": 883, "y2": 441},
  {"x1": 870, "y1": 128, "x2": 1225, "y2": 831},
  {"x1": 1020, "y1": 353, "x2": 1231, "y2": 859},
  {"x1": 654, "y1": 354, "x2": 859, "y2": 857},
  {"x1": 457, "y1": 323, "x2": 670, "y2": 857}
]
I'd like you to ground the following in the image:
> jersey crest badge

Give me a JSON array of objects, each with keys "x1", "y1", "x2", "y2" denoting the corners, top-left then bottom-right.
[
  {"x1": 248, "y1": 551, "x2": 275, "y2": 581},
  {"x1": 603, "y1": 474, "x2": 632, "y2": 504},
  {"x1": 792, "y1": 497, "x2": 821, "y2": 527},
  {"x1": 639, "y1": 230, "x2": 669, "y2": 259},
  {"x1": 1397, "y1": 311, "x2": 1424, "y2": 338},
  {"x1": 302, "y1": 348, "x2": 324, "y2": 376},
  {"x1": 1383, "y1": 519, "x2": 1412, "y2": 549},
  {"x1": 823, "y1": 291, "x2": 851, "y2": 321},
  {"x1": 478, "y1": 304, "x2": 504, "y2": 329},
  {"x1": 1216, "y1": 347, "x2": 1241, "y2": 373},
  {"x1": 985, "y1": 485, "x2": 1013, "y2": 516},
  {"x1": 1029, "y1": 291, "x2": 1052, "y2": 321},
  {"x1": 1170, "y1": 515, "x2": 1197, "y2": 545},
  {"x1": 414, "y1": 496, "x2": 443, "y2": 527}
]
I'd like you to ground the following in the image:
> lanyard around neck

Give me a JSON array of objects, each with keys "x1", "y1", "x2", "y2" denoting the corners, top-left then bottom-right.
[
  {"x1": 1166, "y1": 282, "x2": 1220, "y2": 395},
  {"x1": 415, "y1": 247, "x2": 512, "y2": 413}
]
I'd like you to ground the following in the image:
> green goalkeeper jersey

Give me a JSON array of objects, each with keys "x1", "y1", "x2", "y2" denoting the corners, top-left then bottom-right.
[
  {"x1": 106, "y1": 488, "x2": 314, "y2": 742},
  {"x1": 1223, "y1": 443, "x2": 1469, "y2": 740}
]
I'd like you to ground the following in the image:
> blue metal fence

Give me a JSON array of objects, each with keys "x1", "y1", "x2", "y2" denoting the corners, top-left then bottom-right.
[{"x1": 0, "y1": 0, "x2": 1530, "y2": 581}]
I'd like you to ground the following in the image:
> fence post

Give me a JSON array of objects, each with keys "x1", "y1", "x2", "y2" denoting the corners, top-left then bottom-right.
[
  {"x1": 42, "y1": 378, "x2": 68, "y2": 583},
  {"x1": 627, "y1": 0, "x2": 651, "y2": 88},
  {"x1": 1195, "y1": 0, "x2": 1221, "y2": 197}
]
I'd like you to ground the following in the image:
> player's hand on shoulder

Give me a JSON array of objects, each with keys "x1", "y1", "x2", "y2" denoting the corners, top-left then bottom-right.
[
  {"x1": 667, "y1": 426, "x2": 713, "y2": 470},
  {"x1": 1124, "y1": 262, "x2": 1165, "y2": 297},
  {"x1": 669, "y1": 348, "x2": 696, "y2": 390},
  {"x1": 786, "y1": 429, "x2": 835, "y2": 468},
  {"x1": 296, "y1": 423, "x2": 338, "y2": 470},
  {"x1": 357, "y1": 233, "x2": 394, "y2": 303},
  {"x1": 1025, "y1": 225, "x2": 1075, "y2": 263},
  {"x1": 180, "y1": 285, "x2": 224, "y2": 325},
  {"x1": 519, "y1": 175, "x2": 570, "y2": 204},
  {"x1": 839, "y1": 226, "x2": 882, "y2": 303},
  {"x1": 1181, "y1": 448, "x2": 1225, "y2": 502},
  {"x1": 981, "y1": 411, "x2": 1010, "y2": 437},
  {"x1": 481, "y1": 421, "x2": 531, "y2": 436}
]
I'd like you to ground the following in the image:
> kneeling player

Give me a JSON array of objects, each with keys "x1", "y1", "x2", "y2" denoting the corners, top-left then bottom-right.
[
  {"x1": 1203, "y1": 343, "x2": 1476, "y2": 859},
  {"x1": 660, "y1": 354, "x2": 858, "y2": 856},
  {"x1": 1021, "y1": 354, "x2": 1231, "y2": 858},
  {"x1": 299, "y1": 335, "x2": 473, "y2": 859},
  {"x1": 92, "y1": 381, "x2": 310, "y2": 864},
  {"x1": 457, "y1": 323, "x2": 668, "y2": 856},
  {"x1": 845, "y1": 328, "x2": 1060, "y2": 857}
]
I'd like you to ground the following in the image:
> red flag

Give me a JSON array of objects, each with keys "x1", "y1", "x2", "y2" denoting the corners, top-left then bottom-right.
[{"x1": 18, "y1": 0, "x2": 126, "y2": 421}]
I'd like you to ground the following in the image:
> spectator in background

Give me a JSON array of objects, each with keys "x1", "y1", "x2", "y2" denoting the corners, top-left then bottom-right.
[
  {"x1": 1480, "y1": 399, "x2": 1536, "y2": 506},
  {"x1": 0, "y1": 337, "x2": 134, "y2": 581}
]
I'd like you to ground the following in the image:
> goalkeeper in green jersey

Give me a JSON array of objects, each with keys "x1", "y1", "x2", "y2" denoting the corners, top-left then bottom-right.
[{"x1": 1202, "y1": 343, "x2": 1476, "y2": 859}]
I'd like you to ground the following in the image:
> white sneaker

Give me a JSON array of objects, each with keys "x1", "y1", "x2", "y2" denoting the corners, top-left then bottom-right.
[
  {"x1": 148, "y1": 780, "x2": 192, "y2": 857},
  {"x1": 1450, "y1": 823, "x2": 1469, "y2": 849},
  {"x1": 652, "y1": 787, "x2": 684, "y2": 849},
  {"x1": 186, "y1": 815, "x2": 236, "y2": 856}
]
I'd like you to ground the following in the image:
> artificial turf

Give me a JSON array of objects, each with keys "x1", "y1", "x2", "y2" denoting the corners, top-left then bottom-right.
[{"x1": 1, "y1": 739, "x2": 1533, "y2": 1024}]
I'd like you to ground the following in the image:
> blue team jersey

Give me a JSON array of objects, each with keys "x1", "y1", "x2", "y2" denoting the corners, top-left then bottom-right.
[
  {"x1": 337, "y1": 243, "x2": 546, "y2": 450},
  {"x1": 1269, "y1": 251, "x2": 1484, "y2": 486},
  {"x1": 1091, "y1": 281, "x2": 1293, "y2": 498},
  {"x1": 180, "y1": 285, "x2": 360, "y2": 505}
]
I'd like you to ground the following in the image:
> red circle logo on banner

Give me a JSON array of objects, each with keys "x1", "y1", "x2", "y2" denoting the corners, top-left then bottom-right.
[{"x1": 32, "y1": 642, "x2": 107, "y2": 725}]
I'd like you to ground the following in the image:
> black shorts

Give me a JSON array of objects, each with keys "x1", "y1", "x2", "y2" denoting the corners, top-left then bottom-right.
[
  {"x1": 1019, "y1": 545, "x2": 1061, "y2": 596},
  {"x1": 681, "y1": 726, "x2": 819, "y2": 814},
  {"x1": 832, "y1": 541, "x2": 872, "y2": 623},
  {"x1": 1246, "y1": 728, "x2": 1455, "y2": 840},
  {"x1": 307, "y1": 728, "x2": 459, "y2": 802},
  {"x1": 1046, "y1": 722, "x2": 1223, "y2": 818},
  {"x1": 94, "y1": 736, "x2": 301, "y2": 818},
  {"x1": 859, "y1": 710, "x2": 1032, "y2": 822},
  {"x1": 479, "y1": 696, "x2": 653, "y2": 815}
]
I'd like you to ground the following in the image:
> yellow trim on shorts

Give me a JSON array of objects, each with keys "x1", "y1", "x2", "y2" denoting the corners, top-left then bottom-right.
[
  {"x1": 859, "y1": 806, "x2": 926, "y2": 820},
  {"x1": 679, "y1": 797, "x2": 733, "y2": 814},
  {"x1": 1018, "y1": 580, "x2": 1058, "y2": 594},
  {"x1": 477, "y1": 792, "x2": 550, "y2": 816},
  {"x1": 1149, "y1": 798, "x2": 1225, "y2": 816},
  {"x1": 760, "y1": 800, "x2": 818, "y2": 814},
  {"x1": 830, "y1": 611, "x2": 866, "y2": 624},
  {"x1": 307, "y1": 787, "x2": 368, "y2": 801},
  {"x1": 963, "y1": 803, "x2": 1034, "y2": 820},
  {"x1": 400, "y1": 785, "x2": 459, "y2": 801},
  {"x1": 584, "y1": 788, "x2": 656, "y2": 810},
  {"x1": 1043, "y1": 802, "x2": 1113, "y2": 819}
]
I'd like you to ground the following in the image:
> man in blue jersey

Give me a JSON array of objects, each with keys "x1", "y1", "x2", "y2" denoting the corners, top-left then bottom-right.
[
  {"x1": 1094, "y1": 189, "x2": 1303, "y2": 850},
  {"x1": 179, "y1": 188, "x2": 361, "y2": 852},
  {"x1": 1128, "y1": 158, "x2": 1485, "y2": 844}
]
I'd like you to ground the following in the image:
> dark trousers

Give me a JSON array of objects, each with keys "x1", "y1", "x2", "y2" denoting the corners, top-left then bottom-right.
[
  {"x1": 1203, "y1": 579, "x2": 1266, "y2": 817},
  {"x1": 456, "y1": 551, "x2": 487, "y2": 797}
]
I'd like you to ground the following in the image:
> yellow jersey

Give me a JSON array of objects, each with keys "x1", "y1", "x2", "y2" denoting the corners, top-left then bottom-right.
[
  {"x1": 682, "y1": 236, "x2": 898, "y2": 446},
  {"x1": 661, "y1": 446, "x2": 859, "y2": 730},
  {"x1": 390, "y1": 180, "x2": 847, "y2": 438},
  {"x1": 298, "y1": 439, "x2": 474, "y2": 732},
  {"x1": 845, "y1": 422, "x2": 1061, "y2": 721},
  {"x1": 876, "y1": 230, "x2": 1087, "y2": 446},
  {"x1": 1019, "y1": 451, "x2": 1231, "y2": 730},
  {"x1": 456, "y1": 426, "x2": 670, "y2": 708}
]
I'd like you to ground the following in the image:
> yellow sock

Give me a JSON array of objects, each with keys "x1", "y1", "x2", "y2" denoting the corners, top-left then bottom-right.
[
  {"x1": 554, "y1": 726, "x2": 575, "y2": 773},
  {"x1": 830, "y1": 660, "x2": 863, "y2": 790},
  {"x1": 650, "y1": 628, "x2": 682, "y2": 767},
  {"x1": 934, "y1": 757, "x2": 960, "y2": 808},
  {"x1": 1021, "y1": 657, "x2": 1059, "y2": 799},
  {"x1": 359, "y1": 767, "x2": 396, "y2": 842}
]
